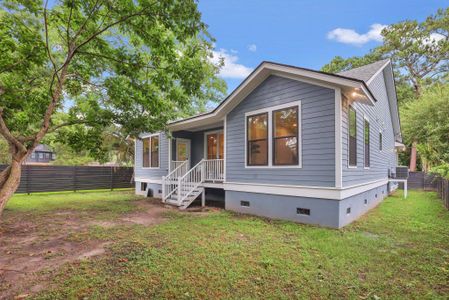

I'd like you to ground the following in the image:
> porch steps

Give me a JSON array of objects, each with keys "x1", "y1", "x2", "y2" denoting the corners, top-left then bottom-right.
[{"x1": 165, "y1": 187, "x2": 203, "y2": 209}]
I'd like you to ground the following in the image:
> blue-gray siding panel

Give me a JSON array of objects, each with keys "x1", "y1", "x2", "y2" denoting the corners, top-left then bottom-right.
[
  {"x1": 134, "y1": 133, "x2": 169, "y2": 179},
  {"x1": 225, "y1": 184, "x2": 389, "y2": 228},
  {"x1": 225, "y1": 191, "x2": 340, "y2": 228},
  {"x1": 342, "y1": 71, "x2": 397, "y2": 186},
  {"x1": 226, "y1": 75, "x2": 336, "y2": 187}
]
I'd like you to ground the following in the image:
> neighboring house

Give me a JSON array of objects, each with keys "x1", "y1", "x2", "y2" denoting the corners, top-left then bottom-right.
[
  {"x1": 134, "y1": 60, "x2": 405, "y2": 228},
  {"x1": 26, "y1": 144, "x2": 56, "y2": 164}
]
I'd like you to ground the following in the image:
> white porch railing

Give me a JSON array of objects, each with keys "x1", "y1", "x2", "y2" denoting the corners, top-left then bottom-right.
[
  {"x1": 203, "y1": 159, "x2": 224, "y2": 182},
  {"x1": 162, "y1": 160, "x2": 188, "y2": 202}
]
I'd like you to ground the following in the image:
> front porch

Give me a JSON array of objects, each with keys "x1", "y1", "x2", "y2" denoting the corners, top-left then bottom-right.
[{"x1": 162, "y1": 123, "x2": 226, "y2": 209}]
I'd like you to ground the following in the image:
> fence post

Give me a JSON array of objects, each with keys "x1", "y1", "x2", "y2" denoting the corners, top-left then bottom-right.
[
  {"x1": 110, "y1": 167, "x2": 114, "y2": 191},
  {"x1": 73, "y1": 166, "x2": 77, "y2": 192},
  {"x1": 26, "y1": 165, "x2": 30, "y2": 195}
]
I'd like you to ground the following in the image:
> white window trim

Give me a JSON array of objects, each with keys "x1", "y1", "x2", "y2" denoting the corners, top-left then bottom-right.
[
  {"x1": 363, "y1": 115, "x2": 370, "y2": 169},
  {"x1": 244, "y1": 100, "x2": 302, "y2": 169},
  {"x1": 141, "y1": 133, "x2": 161, "y2": 169},
  {"x1": 203, "y1": 129, "x2": 224, "y2": 160},
  {"x1": 347, "y1": 105, "x2": 357, "y2": 169}
]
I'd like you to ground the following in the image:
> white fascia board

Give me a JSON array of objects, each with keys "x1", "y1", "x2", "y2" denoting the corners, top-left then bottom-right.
[
  {"x1": 224, "y1": 179, "x2": 388, "y2": 200},
  {"x1": 135, "y1": 177, "x2": 162, "y2": 184}
]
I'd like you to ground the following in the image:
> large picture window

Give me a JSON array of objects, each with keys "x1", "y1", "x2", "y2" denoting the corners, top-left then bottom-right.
[
  {"x1": 348, "y1": 106, "x2": 357, "y2": 167},
  {"x1": 364, "y1": 119, "x2": 370, "y2": 168},
  {"x1": 247, "y1": 113, "x2": 268, "y2": 166},
  {"x1": 142, "y1": 135, "x2": 159, "y2": 168},
  {"x1": 273, "y1": 106, "x2": 298, "y2": 165}
]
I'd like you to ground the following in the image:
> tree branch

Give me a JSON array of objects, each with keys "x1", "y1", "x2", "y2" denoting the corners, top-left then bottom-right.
[
  {"x1": 0, "y1": 109, "x2": 27, "y2": 154},
  {"x1": 44, "y1": 0, "x2": 61, "y2": 89}
]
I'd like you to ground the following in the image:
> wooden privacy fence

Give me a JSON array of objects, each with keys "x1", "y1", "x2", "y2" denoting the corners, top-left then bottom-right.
[
  {"x1": 0, "y1": 165, "x2": 134, "y2": 194},
  {"x1": 435, "y1": 177, "x2": 449, "y2": 210},
  {"x1": 407, "y1": 171, "x2": 449, "y2": 210}
]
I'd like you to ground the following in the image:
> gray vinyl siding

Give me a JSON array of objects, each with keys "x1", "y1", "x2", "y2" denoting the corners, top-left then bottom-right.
[
  {"x1": 342, "y1": 70, "x2": 397, "y2": 186},
  {"x1": 134, "y1": 132, "x2": 169, "y2": 179},
  {"x1": 226, "y1": 75, "x2": 336, "y2": 187}
]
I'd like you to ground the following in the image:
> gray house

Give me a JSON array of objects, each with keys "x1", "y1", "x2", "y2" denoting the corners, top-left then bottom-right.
[
  {"x1": 134, "y1": 60, "x2": 405, "y2": 228},
  {"x1": 26, "y1": 144, "x2": 56, "y2": 164}
]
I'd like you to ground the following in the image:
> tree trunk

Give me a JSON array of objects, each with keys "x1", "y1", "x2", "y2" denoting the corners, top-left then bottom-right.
[
  {"x1": 409, "y1": 141, "x2": 417, "y2": 172},
  {"x1": 0, "y1": 159, "x2": 22, "y2": 217}
]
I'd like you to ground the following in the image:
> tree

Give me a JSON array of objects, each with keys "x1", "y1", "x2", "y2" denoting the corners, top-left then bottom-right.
[
  {"x1": 322, "y1": 7, "x2": 449, "y2": 170},
  {"x1": 401, "y1": 82, "x2": 449, "y2": 171},
  {"x1": 0, "y1": 0, "x2": 226, "y2": 216},
  {"x1": 322, "y1": 8, "x2": 448, "y2": 99}
]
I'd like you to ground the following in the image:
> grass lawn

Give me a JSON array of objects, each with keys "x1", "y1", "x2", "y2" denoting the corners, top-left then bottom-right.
[{"x1": 1, "y1": 190, "x2": 448, "y2": 299}]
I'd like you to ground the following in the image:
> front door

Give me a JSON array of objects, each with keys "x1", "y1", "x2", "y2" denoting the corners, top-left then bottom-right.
[
  {"x1": 205, "y1": 131, "x2": 224, "y2": 159},
  {"x1": 176, "y1": 138, "x2": 191, "y2": 166}
]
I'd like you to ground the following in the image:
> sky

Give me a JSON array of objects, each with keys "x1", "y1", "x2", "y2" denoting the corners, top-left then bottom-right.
[{"x1": 198, "y1": 0, "x2": 448, "y2": 92}]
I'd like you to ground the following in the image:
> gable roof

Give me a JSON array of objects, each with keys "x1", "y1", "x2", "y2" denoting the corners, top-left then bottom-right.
[
  {"x1": 34, "y1": 144, "x2": 53, "y2": 152},
  {"x1": 337, "y1": 59, "x2": 390, "y2": 82},
  {"x1": 168, "y1": 60, "x2": 398, "y2": 134}
]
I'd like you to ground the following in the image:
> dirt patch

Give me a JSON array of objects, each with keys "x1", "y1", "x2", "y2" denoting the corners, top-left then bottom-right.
[{"x1": 0, "y1": 198, "x2": 170, "y2": 299}]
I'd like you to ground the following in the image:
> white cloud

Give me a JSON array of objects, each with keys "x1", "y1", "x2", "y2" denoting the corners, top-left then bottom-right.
[
  {"x1": 211, "y1": 49, "x2": 253, "y2": 79},
  {"x1": 327, "y1": 24, "x2": 387, "y2": 46},
  {"x1": 248, "y1": 44, "x2": 257, "y2": 52},
  {"x1": 423, "y1": 33, "x2": 445, "y2": 45}
]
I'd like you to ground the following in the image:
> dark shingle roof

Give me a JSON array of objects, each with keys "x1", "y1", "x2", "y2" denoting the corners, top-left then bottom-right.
[
  {"x1": 337, "y1": 59, "x2": 390, "y2": 82},
  {"x1": 35, "y1": 144, "x2": 53, "y2": 152}
]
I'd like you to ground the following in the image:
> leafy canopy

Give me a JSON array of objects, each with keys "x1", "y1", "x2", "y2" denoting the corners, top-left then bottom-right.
[
  {"x1": 321, "y1": 8, "x2": 449, "y2": 102},
  {"x1": 0, "y1": 0, "x2": 226, "y2": 160},
  {"x1": 401, "y1": 82, "x2": 449, "y2": 169}
]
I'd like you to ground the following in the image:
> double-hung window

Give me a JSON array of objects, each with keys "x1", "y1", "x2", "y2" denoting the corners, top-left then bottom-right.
[
  {"x1": 273, "y1": 106, "x2": 299, "y2": 165},
  {"x1": 246, "y1": 101, "x2": 300, "y2": 167},
  {"x1": 348, "y1": 106, "x2": 357, "y2": 167},
  {"x1": 364, "y1": 119, "x2": 370, "y2": 168},
  {"x1": 247, "y1": 113, "x2": 268, "y2": 166},
  {"x1": 142, "y1": 135, "x2": 160, "y2": 168}
]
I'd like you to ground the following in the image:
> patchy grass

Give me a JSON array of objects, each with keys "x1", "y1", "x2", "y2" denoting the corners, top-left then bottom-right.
[
  {"x1": 6, "y1": 189, "x2": 139, "y2": 218},
  {"x1": 2, "y1": 190, "x2": 448, "y2": 299}
]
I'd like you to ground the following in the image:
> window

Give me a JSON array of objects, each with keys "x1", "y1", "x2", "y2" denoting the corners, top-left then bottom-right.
[
  {"x1": 273, "y1": 106, "x2": 298, "y2": 165},
  {"x1": 346, "y1": 207, "x2": 351, "y2": 214},
  {"x1": 379, "y1": 132, "x2": 383, "y2": 151},
  {"x1": 140, "y1": 182, "x2": 147, "y2": 192},
  {"x1": 31, "y1": 153, "x2": 35, "y2": 159},
  {"x1": 364, "y1": 119, "x2": 370, "y2": 168},
  {"x1": 142, "y1": 138, "x2": 150, "y2": 167},
  {"x1": 245, "y1": 101, "x2": 302, "y2": 168},
  {"x1": 39, "y1": 153, "x2": 44, "y2": 159},
  {"x1": 297, "y1": 208, "x2": 310, "y2": 216},
  {"x1": 142, "y1": 135, "x2": 160, "y2": 168},
  {"x1": 151, "y1": 136, "x2": 159, "y2": 168},
  {"x1": 247, "y1": 113, "x2": 268, "y2": 166},
  {"x1": 348, "y1": 106, "x2": 357, "y2": 167}
]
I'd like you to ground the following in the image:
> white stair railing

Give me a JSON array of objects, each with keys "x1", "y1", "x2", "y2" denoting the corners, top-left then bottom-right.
[
  {"x1": 162, "y1": 160, "x2": 188, "y2": 202},
  {"x1": 170, "y1": 160, "x2": 186, "y2": 172},
  {"x1": 178, "y1": 159, "x2": 205, "y2": 205}
]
